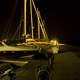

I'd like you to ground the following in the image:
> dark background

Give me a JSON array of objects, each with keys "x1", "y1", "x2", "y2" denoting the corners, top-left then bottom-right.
[{"x1": 0, "y1": 0, "x2": 80, "y2": 46}]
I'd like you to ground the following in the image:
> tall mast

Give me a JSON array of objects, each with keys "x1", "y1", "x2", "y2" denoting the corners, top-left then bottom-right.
[
  {"x1": 30, "y1": 0, "x2": 34, "y2": 39},
  {"x1": 37, "y1": 9, "x2": 40, "y2": 40},
  {"x1": 24, "y1": 0, "x2": 27, "y2": 40}
]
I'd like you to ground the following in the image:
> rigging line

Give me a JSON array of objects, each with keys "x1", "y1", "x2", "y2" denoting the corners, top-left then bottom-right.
[
  {"x1": 32, "y1": 0, "x2": 48, "y2": 40},
  {"x1": 9, "y1": 0, "x2": 21, "y2": 39},
  {"x1": 3, "y1": 0, "x2": 19, "y2": 39},
  {"x1": 37, "y1": 10, "x2": 48, "y2": 40},
  {"x1": 12, "y1": 15, "x2": 23, "y2": 40}
]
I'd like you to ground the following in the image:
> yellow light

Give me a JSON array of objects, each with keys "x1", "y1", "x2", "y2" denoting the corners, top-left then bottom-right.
[{"x1": 50, "y1": 39, "x2": 58, "y2": 45}]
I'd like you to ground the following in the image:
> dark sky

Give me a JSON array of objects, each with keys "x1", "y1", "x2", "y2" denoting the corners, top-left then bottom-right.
[{"x1": 0, "y1": 0, "x2": 80, "y2": 46}]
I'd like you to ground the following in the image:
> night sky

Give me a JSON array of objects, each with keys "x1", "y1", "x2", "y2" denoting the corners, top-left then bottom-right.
[{"x1": 0, "y1": 0, "x2": 80, "y2": 46}]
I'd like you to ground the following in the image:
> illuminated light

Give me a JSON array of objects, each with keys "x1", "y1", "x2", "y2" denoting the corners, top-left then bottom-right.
[
  {"x1": 26, "y1": 38, "x2": 36, "y2": 43},
  {"x1": 50, "y1": 39, "x2": 59, "y2": 54},
  {"x1": 50, "y1": 39, "x2": 58, "y2": 46}
]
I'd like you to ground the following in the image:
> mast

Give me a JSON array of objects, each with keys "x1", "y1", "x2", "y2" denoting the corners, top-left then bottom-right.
[
  {"x1": 24, "y1": 0, "x2": 27, "y2": 41},
  {"x1": 30, "y1": 0, "x2": 34, "y2": 39},
  {"x1": 37, "y1": 9, "x2": 40, "y2": 40}
]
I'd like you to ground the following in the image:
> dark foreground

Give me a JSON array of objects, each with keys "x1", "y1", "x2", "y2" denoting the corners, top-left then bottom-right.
[
  {"x1": 0, "y1": 46, "x2": 80, "y2": 80},
  {"x1": 15, "y1": 52, "x2": 80, "y2": 80}
]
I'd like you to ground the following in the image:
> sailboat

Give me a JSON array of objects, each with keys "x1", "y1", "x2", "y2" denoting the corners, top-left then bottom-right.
[
  {"x1": 0, "y1": 0, "x2": 43, "y2": 68},
  {"x1": 0, "y1": 0, "x2": 45, "y2": 52},
  {"x1": 0, "y1": 1, "x2": 61, "y2": 79},
  {"x1": 0, "y1": 0, "x2": 60, "y2": 62},
  {"x1": 16, "y1": 0, "x2": 49, "y2": 46}
]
